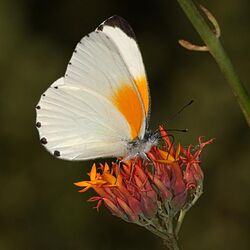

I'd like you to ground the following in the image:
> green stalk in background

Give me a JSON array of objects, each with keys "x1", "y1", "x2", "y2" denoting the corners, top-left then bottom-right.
[{"x1": 176, "y1": 0, "x2": 250, "y2": 127}]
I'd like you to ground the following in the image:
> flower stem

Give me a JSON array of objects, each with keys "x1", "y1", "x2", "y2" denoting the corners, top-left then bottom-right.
[
  {"x1": 164, "y1": 238, "x2": 180, "y2": 250},
  {"x1": 176, "y1": 0, "x2": 250, "y2": 126},
  {"x1": 165, "y1": 215, "x2": 180, "y2": 250},
  {"x1": 175, "y1": 184, "x2": 203, "y2": 236},
  {"x1": 175, "y1": 209, "x2": 186, "y2": 237}
]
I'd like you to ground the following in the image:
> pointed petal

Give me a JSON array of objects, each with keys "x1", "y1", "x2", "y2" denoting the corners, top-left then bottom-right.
[
  {"x1": 103, "y1": 163, "x2": 110, "y2": 172},
  {"x1": 158, "y1": 149, "x2": 176, "y2": 162},
  {"x1": 102, "y1": 172, "x2": 116, "y2": 185},
  {"x1": 90, "y1": 163, "x2": 97, "y2": 181},
  {"x1": 79, "y1": 186, "x2": 91, "y2": 192},
  {"x1": 74, "y1": 181, "x2": 91, "y2": 187}
]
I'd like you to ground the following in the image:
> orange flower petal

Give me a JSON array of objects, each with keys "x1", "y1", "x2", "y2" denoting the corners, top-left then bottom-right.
[
  {"x1": 91, "y1": 180, "x2": 107, "y2": 185},
  {"x1": 79, "y1": 186, "x2": 91, "y2": 193},
  {"x1": 157, "y1": 159, "x2": 176, "y2": 164},
  {"x1": 74, "y1": 181, "x2": 90, "y2": 187},
  {"x1": 103, "y1": 163, "x2": 110, "y2": 173},
  {"x1": 102, "y1": 173, "x2": 117, "y2": 185},
  {"x1": 158, "y1": 149, "x2": 175, "y2": 162},
  {"x1": 90, "y1": 163, "x2": 97, "y2": 181}
]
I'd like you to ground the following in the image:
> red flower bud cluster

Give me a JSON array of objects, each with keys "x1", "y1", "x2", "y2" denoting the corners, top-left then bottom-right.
[{"x1": 75, "y1": 127, "x2": 213, "y2": 240}]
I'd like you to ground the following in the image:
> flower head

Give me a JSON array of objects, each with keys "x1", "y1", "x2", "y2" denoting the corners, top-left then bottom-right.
[{"x1": 75, "y1": 127, "x2": 213, "y2": 241}]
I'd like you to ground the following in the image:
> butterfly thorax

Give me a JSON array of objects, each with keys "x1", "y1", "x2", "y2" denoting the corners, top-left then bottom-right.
[{"x1": 124, "y1": 131, "x2": 158, "y2": 161}]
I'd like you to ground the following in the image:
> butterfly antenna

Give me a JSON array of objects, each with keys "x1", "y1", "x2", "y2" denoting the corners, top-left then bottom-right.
[
  {"x1": 167, "y1": 128, "x2": 188, "y2": 133},
  {"x1": 165, "y1": 133, "x2": 175, "y2": 160},
  {"x1": 152, "y1": 128, "x2": 188, "y2": 143},
  {"x1": 167, "y1": 100, "x2": 194, "y2": 123}
]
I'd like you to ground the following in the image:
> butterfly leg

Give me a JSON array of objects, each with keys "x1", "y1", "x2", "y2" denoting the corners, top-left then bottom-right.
[{"x1": 142, "y1": 152, "x2": 156, "y2": 177}]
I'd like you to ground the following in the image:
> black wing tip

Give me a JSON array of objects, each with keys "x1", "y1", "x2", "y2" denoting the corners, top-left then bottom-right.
[{"x1": 97, "y1": 15, "x2": 136, "y2": 39}]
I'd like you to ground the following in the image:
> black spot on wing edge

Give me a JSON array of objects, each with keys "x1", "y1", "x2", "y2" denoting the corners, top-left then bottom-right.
[
  {"x1": 36, "y1": 122, "x2": 41, "y2": 128},
  {"x1": 97, "y1": 15, "x2": 136, "y2": 39},
  {"x1": 41, "y1": 137, "x2": 47, "y2": 144},
  {"x1": 54, "y1": 150, "x2": 60, "y2": 157}
]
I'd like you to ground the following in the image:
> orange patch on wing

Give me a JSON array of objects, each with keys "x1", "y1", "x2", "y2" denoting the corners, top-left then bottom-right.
[
  {"x1": 134, "y1": 76, "x2": 149, "y2": 115},
  {"x1": 112, "y1": 84, "x2": 144, "y2": 139}
]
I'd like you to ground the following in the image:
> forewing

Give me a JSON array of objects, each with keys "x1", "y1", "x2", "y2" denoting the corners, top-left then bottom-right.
[
  {"x1": 97, "y1": 15, "x2": 150, "y2": 121},
  {"x1": 64, "y1": 30, "x2": 146, "y2": 139}
]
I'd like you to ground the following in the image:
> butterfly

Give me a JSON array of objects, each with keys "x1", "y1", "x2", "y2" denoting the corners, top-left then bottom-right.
[{"x1": 36, "y1": 15, "x2": 159, "y2": 161}]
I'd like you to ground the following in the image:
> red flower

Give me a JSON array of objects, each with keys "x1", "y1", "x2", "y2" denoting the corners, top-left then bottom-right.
[{"x1": 75, "y1": 127, "x2": 213, "y2": 240}]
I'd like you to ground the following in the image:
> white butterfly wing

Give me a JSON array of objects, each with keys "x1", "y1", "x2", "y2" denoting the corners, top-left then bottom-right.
[
  {"x1": 36, "y1": 78, "x2": 131, "y2": 160},
  {"x1": 64, "y1": 31, "x2": 147, "y2": 139},
  {"x1": 36, "y1": 25, "x2": 147, "y2": 160},
  {"x1": 97, "y1": 15, "x2": 150, "y2": 121}
]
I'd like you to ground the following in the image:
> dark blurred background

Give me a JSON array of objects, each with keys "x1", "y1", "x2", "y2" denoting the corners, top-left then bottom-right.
[{"x1": 1, "y1": 0, "x2": 250, "y2": 249}]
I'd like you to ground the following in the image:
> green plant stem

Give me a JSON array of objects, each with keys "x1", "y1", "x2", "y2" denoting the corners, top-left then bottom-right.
[
  {"x1": 165, "y1": 215, "x2": 180, "y2": 250},
  {"x1": 175, "y1": 184, "x2": 203, "y2": 236},
  {"x1": 175, "y1": 209, "x2": 186, "y2": 237},
  {"x1": 164, "y1": 237, "x2": 180, "y2": 250},
  {"x1": 176, "y1": 0, "x2": 250, "y2": 126}
]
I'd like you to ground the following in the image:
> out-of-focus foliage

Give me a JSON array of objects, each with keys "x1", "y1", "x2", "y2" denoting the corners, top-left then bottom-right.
[{"x1": 0, "y1": 0, "x2": 249, "y2": 249}]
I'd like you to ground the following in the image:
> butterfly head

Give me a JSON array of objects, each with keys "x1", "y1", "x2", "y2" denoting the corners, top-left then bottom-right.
[{"x1": 125, "y1": 131, "x2": 159, "y2": 161}]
